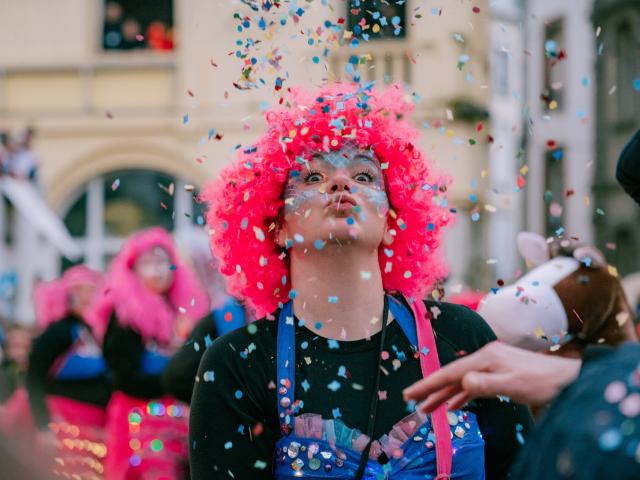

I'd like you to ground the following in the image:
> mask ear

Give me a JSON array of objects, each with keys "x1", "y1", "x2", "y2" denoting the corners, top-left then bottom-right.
[
  {"x1": 573, "y1": 245, "x2": 607, "y2": 268},
  {"x1": 517, "y1": 231, "x2": 550, "y2": 267}
]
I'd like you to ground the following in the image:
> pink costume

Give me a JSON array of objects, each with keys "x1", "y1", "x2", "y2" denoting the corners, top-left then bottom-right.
[
  {"x1": 2, "y1": 266, "x2": 107, "y2": 479},
  {"x1": 87, "y1": 227, "x2": 209, "y2": 480}
]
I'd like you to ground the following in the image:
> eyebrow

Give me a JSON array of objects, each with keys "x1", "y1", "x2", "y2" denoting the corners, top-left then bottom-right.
[{"x1": 308, "y1": 152, "x2": 378, "y2": 166}]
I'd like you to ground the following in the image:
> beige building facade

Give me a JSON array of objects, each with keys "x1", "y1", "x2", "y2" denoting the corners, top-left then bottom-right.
[{"x1": 0, "y1": 0, "x2": 492, "y2": 322}]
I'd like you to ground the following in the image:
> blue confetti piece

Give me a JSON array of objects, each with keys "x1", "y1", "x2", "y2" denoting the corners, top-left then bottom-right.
[
  {"x1": 328, "y1": 339, "x2": 340, "y2": 349},
  {"x1": 328, "y1": 296, "x2": 339, "y2": 303},
  {"x1": 183, "y1": 114, "x2": 189, "y2": 124},
  {"x1": 301, "y1": 341, "x2": 309, "y2": 350},
  {"x1": 235, "y1": 390, "x2": 243, "y2": 399},
  {"x1": 204, "y1": 334, "x2": 213, "y2": 347},
  {"x1": 337, "y1": 366, "x2": 347, "y2": 378},
  {"x1": 301, "y1": 379, "x2": 311, "y2": 392},
  {"x1": 327, "y1": 380, "x2": 341, "y2": 392},
  {"x1": 332, "y1": 408, "x2": 342, "y2": 419},
  {"x1": 224, "y1": 441, "x2": 233, "y2": 449}
]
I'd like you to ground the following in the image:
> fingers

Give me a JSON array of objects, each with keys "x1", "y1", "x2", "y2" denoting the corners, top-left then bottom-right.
[
  {"x1": 403, "y1": 343, "x2": 499, "y2": 402},
  {"x1": 461, "y1": 371, "x2": 514, "y2": 399},
  {"x1": 447, "y1": 391, "x2": 472, "y2": 411},
  {"x1": 416, "y1": 384, "x2": 462, "y2": 413}
]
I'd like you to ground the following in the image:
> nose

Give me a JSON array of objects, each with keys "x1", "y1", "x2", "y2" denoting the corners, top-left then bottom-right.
[{"x1": 329, "y1": 172, "x2": 351, "y2": 193}]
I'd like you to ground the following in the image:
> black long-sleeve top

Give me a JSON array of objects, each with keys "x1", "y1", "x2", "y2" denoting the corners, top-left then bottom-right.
[
  {"x1": 161, "y1": 315, "x2": 219, "y2": 403},
  {"x1": 616, "y1": 129, "x2": 640, "y2": 206},
  {"x1": 189, "y1": 299, "x2": 534, "y2": 480},
  {"x1": 25, "y1": 316, "x2": 111, "y2": 429},
  {"x1": 102, "y1": 315, "x2": 165, "y2": 399}
]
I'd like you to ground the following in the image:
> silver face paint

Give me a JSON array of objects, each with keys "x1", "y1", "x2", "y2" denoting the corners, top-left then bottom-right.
[{"x1": 283, "y1": 142, "x2": 388, "y2": 215}]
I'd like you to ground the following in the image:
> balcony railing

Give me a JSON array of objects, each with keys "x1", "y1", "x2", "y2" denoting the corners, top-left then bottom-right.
[{"x1": 329, "y1": 42, "x2": 413, "y2": 85}]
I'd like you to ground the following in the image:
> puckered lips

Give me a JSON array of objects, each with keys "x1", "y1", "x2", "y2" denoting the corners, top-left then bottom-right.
[{"x1": 326, "y1": 193, "x2": 357, "y2": 213}]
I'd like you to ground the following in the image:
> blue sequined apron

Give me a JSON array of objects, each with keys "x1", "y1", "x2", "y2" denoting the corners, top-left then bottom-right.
[{"x1": 273, "y1": 296, "x2": 485, "y2": 479}]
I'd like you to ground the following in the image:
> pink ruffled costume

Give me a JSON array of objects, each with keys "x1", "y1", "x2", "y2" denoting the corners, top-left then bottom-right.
[
  {"x1": 87, "y1": 227, "x2": 209, "y2": 480},
  {"x1": 2, "y1": 265, "x2": 108, "y2": 479}
]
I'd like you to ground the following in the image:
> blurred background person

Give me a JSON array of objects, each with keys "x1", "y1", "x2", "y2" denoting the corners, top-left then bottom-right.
[
  {"x1": 87, "y1": 227, "x2": 209, "y2": 480},
  {"x1": 26, "y1": 265, "x2": 108, "y2": 479}
]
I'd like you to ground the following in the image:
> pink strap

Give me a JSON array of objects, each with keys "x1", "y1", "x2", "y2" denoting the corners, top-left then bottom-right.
[{"x1": 409, "y1": 298, "x2": 452, "y2": 479}]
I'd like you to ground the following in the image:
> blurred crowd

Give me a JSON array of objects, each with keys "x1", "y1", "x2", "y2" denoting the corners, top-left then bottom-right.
[
  {"x1": 103, "y1": 2, "x2": 174, "y2": 52},
  {"x1": 0, "y1": 128, "x2": 38, "y2": 181}
]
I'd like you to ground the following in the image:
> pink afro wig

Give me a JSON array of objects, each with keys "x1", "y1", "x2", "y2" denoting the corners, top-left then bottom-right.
[
  {"x1": 86, "y1": 227, "x2": 210, "y2": 344},
  {"x1": 34, "y1": 265, "x2": 103, "y2": 329},
  {"x1": 203, "y1": 83, "x2": 453, "y2": 318}
]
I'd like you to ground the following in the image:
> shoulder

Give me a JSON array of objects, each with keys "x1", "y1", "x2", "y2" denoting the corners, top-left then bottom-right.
[
  {"x1": 425, "y1": 300, "x2": 497, "y2": 354},
  {"x1": 35, "y1": 317, "x2": 74, "y2": 342},
  {"x1": 200, "y1": 318, "x2": 277, "y2": 371}
]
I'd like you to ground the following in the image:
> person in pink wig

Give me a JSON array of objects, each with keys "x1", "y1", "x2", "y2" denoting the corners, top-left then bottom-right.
[
  {"x1": 23, "y1": 265, "x2": 108, "y2": 478},
  {"x1": 87, "y1": 227, "x2": 209, "y2": 480},
  {"x1": 189, "y1": 83, "x2": 533, "y2": 480}
]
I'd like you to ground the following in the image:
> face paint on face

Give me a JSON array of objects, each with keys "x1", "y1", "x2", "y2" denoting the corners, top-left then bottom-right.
[{"x1": 283, "y1": 143, "x2": 389, "y2": 216}]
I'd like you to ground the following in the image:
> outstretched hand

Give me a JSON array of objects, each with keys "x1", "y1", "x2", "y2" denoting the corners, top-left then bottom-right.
[{"x1": 403, "y1": 341, "x2": 581, "y2": 412}]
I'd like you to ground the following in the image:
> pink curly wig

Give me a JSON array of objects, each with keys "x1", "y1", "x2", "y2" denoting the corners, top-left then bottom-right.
[
  {"x1": 34, "y1": 265, "x2": 103, "y2": 329},
  {"x1": 86, "y1": 227, "x2": 210, "y2": 344},
  {"x1": 203, "y1": 83, "x2": 453, "y2": 318}
]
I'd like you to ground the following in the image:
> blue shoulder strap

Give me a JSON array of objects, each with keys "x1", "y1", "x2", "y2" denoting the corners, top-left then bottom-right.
[
  {"x1": 276, "y1": 301, "x2": 296, "y2": 434},
  {"x1": 388, "y1": 295, "x2": 418, "y2": 347}
]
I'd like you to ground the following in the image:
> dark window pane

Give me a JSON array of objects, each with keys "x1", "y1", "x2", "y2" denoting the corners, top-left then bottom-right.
[
  {"x1": 104, "y1": 169, "x2": 175, "y2": 236},
  {"x1": 60, "y1": 256, "x2": 86, "y2": 273},
  {"x1": 192, "y1": 190, "x2": 206, "y2": 226},
  {"x1": 545, "y1": 147, "x2": 565, "y2": 236},
  {"x1": 103, "y1": 0, "x2": 174, "y2": 51},
  {"x1": 64, "y1": 191, "x2": 87, "y2": 237},
  {"x1": 347, "y1": 0, "x2": 407, "y2": 40},
  {"x1": 543, "y1": 18, "x2": 565, "y2": 112},
  {"x1": 614, "y1": 22, "x2": 639, "y2": 123}
]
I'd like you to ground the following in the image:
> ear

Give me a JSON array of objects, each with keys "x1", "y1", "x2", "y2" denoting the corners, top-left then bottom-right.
[
  {"x1": 573, "y1": 245, "x2": 607, "y2": 268},
  {"x1": 275, "y1": 226, "x2": 288, "y2": 248},
  {"x1": 516, "y1": 231, "x2": 550, "y2": 267},
  {"x1": 382, "y1": 227, "x2": 394, "y2": 246}
]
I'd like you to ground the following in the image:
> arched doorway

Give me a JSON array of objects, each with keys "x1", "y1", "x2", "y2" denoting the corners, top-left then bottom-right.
[{"x1": 61, "y1": 168, "x2": 205, "y2": 271}]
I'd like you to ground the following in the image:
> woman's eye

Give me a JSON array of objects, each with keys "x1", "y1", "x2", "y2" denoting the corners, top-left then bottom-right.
[
  {"x1": 304, "y1": 172, "x2": 323, "y2": 183},
  {"x1": 354, "y1": 172, "x2": 374, "y2": 183}
]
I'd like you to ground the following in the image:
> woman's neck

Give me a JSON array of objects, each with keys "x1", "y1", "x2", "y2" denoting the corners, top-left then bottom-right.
[{"x1": 290, "y1": 245, "x2": 387, "y2": 340}]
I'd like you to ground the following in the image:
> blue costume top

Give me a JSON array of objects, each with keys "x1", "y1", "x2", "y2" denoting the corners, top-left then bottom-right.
[
  {"x1": 273, "y1": 295, "x2": 485, "y2": 479},
  {"x1": 51, "y1": 323, "x2": 107, "y2": 381}
]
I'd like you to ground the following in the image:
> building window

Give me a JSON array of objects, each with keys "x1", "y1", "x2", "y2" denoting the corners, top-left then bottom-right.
[
  {"x1": 63, "y1": 169, "x2": 200, "y2": 270},
  {"x1": 542, "y1": 18, "x2": 566, "y2": 112},
  {"x1": 347, "y1": 0, "x2": 407, "y2": 40},
  {"x1": 613, "y1": 21, "x2": 639, "y2": 124},
  {"x1": 544, "y1": 147, "x2": 565, "y2": 237},
  {"x1": 103, "y1": 0, "x2": 174, "y2": 51}
]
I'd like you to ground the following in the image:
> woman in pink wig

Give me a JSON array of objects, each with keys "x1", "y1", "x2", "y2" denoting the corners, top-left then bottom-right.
[
  {"x1": 25, "y1": 265, "x2": 109, "y2": 479},
  {"x1": 88, "y1": 227, "x2": 209, "y2": 480},
  {"x1": 189, "y1": 83, "x2": 533, "y2": 480}
]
